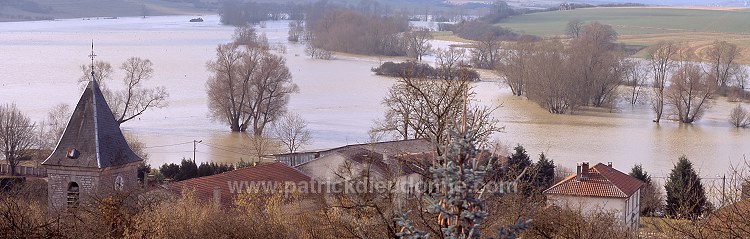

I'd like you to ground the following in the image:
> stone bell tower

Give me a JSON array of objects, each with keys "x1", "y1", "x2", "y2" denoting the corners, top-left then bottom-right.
[{"x1": 42, "y1": 47, "x2": 142, "y2": 209}]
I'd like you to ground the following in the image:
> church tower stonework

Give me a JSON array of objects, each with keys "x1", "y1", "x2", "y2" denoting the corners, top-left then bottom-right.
[{"x1": 42, "y1": 73, "x2": 142, "y2": 209}]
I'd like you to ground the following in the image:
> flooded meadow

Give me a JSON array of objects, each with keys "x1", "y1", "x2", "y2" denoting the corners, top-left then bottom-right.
[{"x1": 1, "y1": 15, "x2": 748, "y2": 180}]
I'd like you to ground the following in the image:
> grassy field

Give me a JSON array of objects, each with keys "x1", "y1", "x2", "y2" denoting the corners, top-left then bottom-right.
[
  {"x1": 498, "y1": 7, "x2": 750, "y2": 63},
  {"x1": 0, "y1": 0, "x2": 212, "y2": 21}
]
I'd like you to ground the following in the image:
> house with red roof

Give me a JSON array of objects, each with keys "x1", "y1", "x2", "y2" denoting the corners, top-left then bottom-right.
[
  {"x1": 165, "y1": 162, "x2": 311, "y2": 208},
  {"x1": 544, "y1": 162, "x2": 645, "y2": 231}
]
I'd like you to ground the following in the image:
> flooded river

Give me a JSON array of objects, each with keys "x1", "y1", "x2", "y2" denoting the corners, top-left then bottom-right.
[{"x1": 0, "y1": 15, "x2": 748, "y2": 179}]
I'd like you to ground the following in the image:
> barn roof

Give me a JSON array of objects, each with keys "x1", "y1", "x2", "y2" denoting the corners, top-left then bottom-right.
[
  {"x1": 167, "y1": 162, "x2": 312, "y2": 208},
  {"x1": 42, "y1": 77, "x2": 142, "y2": 169}
]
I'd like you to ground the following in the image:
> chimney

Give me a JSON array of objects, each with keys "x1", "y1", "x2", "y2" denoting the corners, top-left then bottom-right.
[
  {"x1": 607, "y1": 162, "x2": 613, "y2": 172},
  {"x1": 213, "y1": 186, "x2": 221, "y2": 209},
  {"x1": 581, "y1": 162, "x2": 590, "y2": 178},
  {"x1": 576, "y1": 163, "x2": 582, "y2": 180}
]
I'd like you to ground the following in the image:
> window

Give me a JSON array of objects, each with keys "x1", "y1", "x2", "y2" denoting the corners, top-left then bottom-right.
[
  {"x1": 67, "y1": 182, "x2": 80, "y2": 208},
  {"x1": 115, "y1": 175, "x2": 124, "y2": 191}
]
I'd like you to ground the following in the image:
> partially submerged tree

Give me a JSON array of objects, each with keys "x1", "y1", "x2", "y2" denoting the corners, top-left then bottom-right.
[
  {"x1": 403, "y1": 27, "x2": 433, "y2": 61},
  {"x1": 568, "y1": 21, "x2": 624, "y2": 108},
  {"x1": 497, "y1": 40, "x2": 535, "y2": 96},
  {"x1": 206, "y1": 29, "x2": 298, "y2": 134},
  {"x1": 647, "y1": 41, "x2": 680, "y2": 123},
  {"x1": 729, "y1": 104, "x2": 750, "y2": 128},
  {"x1": 706, "y1": 41, "x2": 742, "y2": 95},
  {"x1": 0, "y1": 104, "x2": 37, "y2": 176},
  {"x1": 665, "y1": 64, "x2": 714, "y2": 123},
  {"x1": 470, "y1": 33, "x2": 501, "y2": 69},
  {"x1": 623, "y1": 59, "x2": 649, "y2": 105}
]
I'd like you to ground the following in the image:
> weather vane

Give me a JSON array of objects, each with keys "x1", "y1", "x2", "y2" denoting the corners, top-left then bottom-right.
[{"x1": 88, "y1": 41, "x2": 97, "y2": 75}]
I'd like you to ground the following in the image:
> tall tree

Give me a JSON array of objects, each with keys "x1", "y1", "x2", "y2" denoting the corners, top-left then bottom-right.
[
  {"x1": 506, "y1": 144, "x2": 531, "y2": 180},
  {"x1": 403, "y1": 27, "x2": 433, "y2": 61},
  {"x1": 471, "y1": 33, "x2": 501, "y2": 69},
  {"x1": 0, "y1": 104, "x2": 36, "y2": 176},
  {"x1": 565, "y1": 19, "x2": 583, "y2": 38},
  {"x1": 569, "y1": 22, "x2": 624, "y2": 107},
  {"x1": 665, "y1": 64, "x2": 714, "y2": 123},
  {"x1": 647, "y1": 41, "x2": 680, "y2": 123},
  {"x1": 665, "y1": 156, "x2": 709, "y2": 219},
  {"x1": 373, "y1": 70, "x2": 501, "y2": 152},
  {"x1": 497, "y1": 40, "x2": 535, "y2": 96},
  {"x1": 706, "y1": 41, "x2": 742, "y2": 94},
  {"x1": 532, "y1": 153, "x2": 555, "y2": 192},
  {"x1": 206, "y1": 36, "x2": 297, "y2": 135},
  {"x1": 79, "y1": 58, "x2": 168, "y2": 125}
]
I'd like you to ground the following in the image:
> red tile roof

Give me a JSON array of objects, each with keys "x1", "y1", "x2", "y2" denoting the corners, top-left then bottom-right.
[
  {"x1": 544, "y1": 163, "x2": 644, "y2": 198},
  {"x1": 167, "y1": 162, "x2": 311, "y2": 208}
]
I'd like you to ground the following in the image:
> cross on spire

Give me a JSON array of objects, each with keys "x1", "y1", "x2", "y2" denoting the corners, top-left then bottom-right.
[{"x1": 88, "y1": 41, "x2": 97, "y2": 77}]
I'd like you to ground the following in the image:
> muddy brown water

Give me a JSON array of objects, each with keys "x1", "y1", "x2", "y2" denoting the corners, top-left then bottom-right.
[{"x1": 0, "y1": 16, "x2": 748, "y2": 183}]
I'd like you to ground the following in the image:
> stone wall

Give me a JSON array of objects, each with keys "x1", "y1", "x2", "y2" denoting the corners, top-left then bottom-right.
[{"x1": 46, "y1": 169, "x2": 100, "y2": 210}]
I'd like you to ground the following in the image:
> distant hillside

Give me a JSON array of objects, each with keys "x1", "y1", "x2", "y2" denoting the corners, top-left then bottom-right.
[
  {"x1": 499, "y1": 7, "x2": 750, "y2": 63},
  {"x1": 0, "y1": 0, "x2": 215, "y2": 21}
]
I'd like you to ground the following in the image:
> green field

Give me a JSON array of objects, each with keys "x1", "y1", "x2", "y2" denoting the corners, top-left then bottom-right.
[{"x1": 498, "y1": 7, "x2": 750, "y2": 63}]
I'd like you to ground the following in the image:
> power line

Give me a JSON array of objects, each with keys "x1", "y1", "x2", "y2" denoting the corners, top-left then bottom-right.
[
  {"x1": 143, "y1": 141, "x2": 193, "y2": 149},
  {"x1": 199, "y1": 142, "x2": 255, "y2": 158}
]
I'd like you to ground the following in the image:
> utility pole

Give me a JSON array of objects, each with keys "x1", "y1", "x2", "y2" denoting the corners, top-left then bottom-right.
[{"x1": 193, "y1": 140, "x2": 202, "y2": 163}]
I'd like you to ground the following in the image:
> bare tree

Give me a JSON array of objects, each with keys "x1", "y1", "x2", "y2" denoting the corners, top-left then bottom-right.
[
  {"x1": 568, "y1": 22, "x2": 624, "y2": 107},
  {"x1": 78, "y1": 61, "x2": 113, "y2": 84},
  {"x1": 245, "y1": 134, "x2": 280, "y2": 164},
  {"x1": 38, "y1": 103, "x2": 71, "y2": 150},
  {"x1": 304, "y1": 44, "x2": 333, "y2": 60},
  {"x1": 470, "y1": 33, "x2": 501, "y2": 69},
  {"x1": 373, "y1": 70, "x2": 501, "y2": 153},
  {"x1": 287, "y1": 20, "x2": 305, "y2": 43},
  {"x1": 729, "y1": 104, "x2": 750, "y2": 128},
  {"x1": 565, "y1": 19, "x2": 583, "y2": 38},
  {"x1": 524, "y1": 40, "x2": 579, "y2": 114},
  {"x1": 207, "y1": 43, "x2": 298, "y2": 135},
  {"x1": 434, "y1": 47, "x2": 466, "y2": 81},
  {"x1": 497, "y1": 40, "x2": 535, "y2": 96},
  {"x1": 110, "y1": 57, "x2": 168, "y2": 124},
  {"x1": 706, "y1": 41, "x2": 742, "y2": 94},
  {"x1": 0, "y1": 104, "x2": 36, "y2": 176},
  {"x1": 206, "y1": 43, "x2": 249, "y2": 132},
  {"x1": 647, "y1": 41, "x2": 680, "y2": 123},
  {"x1": 624, "y1": 59, "x2": 649, "y2": 105},
  {"x1": 665, "y1": 64, "x2": 715, "y2": 123},
  {"x1": 79, "y1": 58, "x2": 168, "y2": 125},
  {"x1": 403, "y1": 27, "x2": 433, "y2": 61},
  {"x1": 273, "y1": 113, "x2": 311, "y2": 154}
]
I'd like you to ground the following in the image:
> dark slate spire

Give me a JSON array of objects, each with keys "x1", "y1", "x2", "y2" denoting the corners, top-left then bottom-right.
[{"x1": 42, "y1": 55, "x2": 142, "y2": 168}]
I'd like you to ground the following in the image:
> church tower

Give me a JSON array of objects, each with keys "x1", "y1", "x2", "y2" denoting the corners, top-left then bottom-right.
[{"x1": 42, "y1": 49, "x2": 142, "y2": 209}]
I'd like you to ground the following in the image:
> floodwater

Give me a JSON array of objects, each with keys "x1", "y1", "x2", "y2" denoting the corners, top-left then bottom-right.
[{"x1": 0, "y1": 15, "x2": 748, "y2": 180}]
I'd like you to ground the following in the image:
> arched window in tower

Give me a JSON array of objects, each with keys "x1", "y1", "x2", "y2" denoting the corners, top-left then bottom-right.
[
  {"x1": 115, "y1": 175, "x2": 124, "y2": 191},
  {"x1": 67, "y1": 182, "x2": 80, "y2": 208}
]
